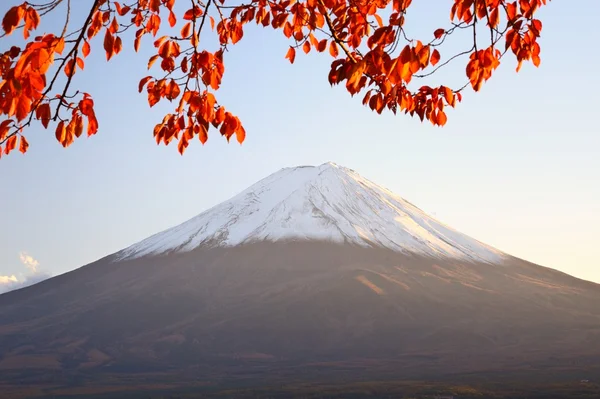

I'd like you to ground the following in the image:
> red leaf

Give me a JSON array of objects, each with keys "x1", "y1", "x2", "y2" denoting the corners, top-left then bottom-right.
[
  {"x1": 437, "y1": 110, "x2": 447, "y2": 126},
  {"x1": 104, "y1": 30, "x2": 115, "y2": 60},
  {"x1": 434, "y1": 28, "x2": 445, "y2": 39},
  {"x1": 2, "y1": 6, "x2": 24, "y2": 35},
  {"x1": 181, "y1": 22, "x2": 191, "y2": 38},
  {"x1": 177, "y1": 136, "x2": 188, "y2": 155},
  {"x1": 317, "y1": 39, "x2": 327, "y2": 52},
  {"x1": 55, "y1": 120, "x2": 66, "y2": 146},
  {"x1": 19, "y1": 135, "x2": 29, "y2": 154},
  {"x1": 148, "y1": 54, "x2": 159, "y2": 69},
  {"x1": 4, "y1": 135, "x2": 16, "y2": 154},
  {"x1": 64, "y1": 58, "x2": 76, "y2": 77},
  {"x1": 113, "y1": 36, "x2": 123, "y2": 54},
  {"x1": 15, "y1": 96, "x2": 31, "y2": 122},
  {"x1": 236, "y1": 124, "x2": 246, "y2": 144},
  {"x1": 302, "y1": 41, "x2": 311, "y2": 54},
  {"x1": 431, "y1": 49, "x2": 440, "y2": 66},
  {"x1": 198, "y1": 122, "x2": 208, "y2": 144},
  {"x1": 82, "y1": 40, "x2": 91, "y2": 57},
  {"x1": 139, "y1": 76, "x2": 152, "y2": 93},
  {"x1": 285, "y1": 47, "x2": 295, "y2": 64},
  {"x1": 329, "y1": 41, "x2": 338, "y2": 58},
  {"x1": 35, "y1": 103, "x2": 51, "y2": 128}
]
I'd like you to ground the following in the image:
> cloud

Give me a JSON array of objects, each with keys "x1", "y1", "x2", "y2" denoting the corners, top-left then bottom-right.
[
  {"x1": 0, "y1": 275, "x2": 18, "y2": 284},
  {"x1": 0, "y1": 252, "x2": 51, "y2": 295},
  {"x1": 19, "y1": 251, "x2": 40, "y2": 273}
]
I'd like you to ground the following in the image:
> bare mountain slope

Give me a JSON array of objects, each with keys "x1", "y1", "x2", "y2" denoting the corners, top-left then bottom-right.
[{"x1": 1, "y1": 163, "x2": 599, "y2": 394}]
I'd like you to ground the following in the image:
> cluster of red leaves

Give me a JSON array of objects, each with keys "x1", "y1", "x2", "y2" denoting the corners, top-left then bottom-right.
[
  {"x1": 0, "y1": 3, "x2": 99, "y2": 157},
  {"x1": 0, "y1": 0, "x2": 549, "y2": 157}
]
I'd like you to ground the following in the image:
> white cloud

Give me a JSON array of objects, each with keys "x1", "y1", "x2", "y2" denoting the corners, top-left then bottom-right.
[
  {"x1": 0, "y1": 275, "x2": 18, "y2": 284},
  {"x1": 19, "y1": 251, "x2": 40, "y2": 273},
  {"x1": 0, "y1": 252, "x2": 51, "y2": 295}
]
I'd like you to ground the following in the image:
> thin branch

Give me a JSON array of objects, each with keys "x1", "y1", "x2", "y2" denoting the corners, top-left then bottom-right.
[
  {"x1": 473, "y1": 0, "x2": 478, "y2": 52},
  {"x1": 414, "y1": 44, "x2": 475, "y2": 78},
  {"x1": 60, "y1": 0, "x2": 71, "y2": 37},
  {"x1": 318, "y1": 0, "x2": 356, "y2": 62},
  {"x1": 482, "y1": 2, "x2": 494, "y2": 47},
  {"x1": 53, "y1": 0, "x2": 99, "y2": 119}
]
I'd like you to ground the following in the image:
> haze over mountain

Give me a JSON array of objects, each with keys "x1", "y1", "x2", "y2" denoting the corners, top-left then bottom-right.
[{"x1": 1, "y1": 162, "x2": 599, "y2": 396}]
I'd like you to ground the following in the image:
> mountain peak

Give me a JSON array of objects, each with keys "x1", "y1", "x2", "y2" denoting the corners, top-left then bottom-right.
[
  {"x1": 115, "y1": 163, "x2": 505, "y2": 263},
  {"x1": 320, "y1": 161, "x2": 341, "y2": 168}
]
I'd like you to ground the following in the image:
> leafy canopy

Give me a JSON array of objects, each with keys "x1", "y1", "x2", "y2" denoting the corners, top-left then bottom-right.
[{"x1": 0, "y1": 0, "x2": 548, "y2": 157}]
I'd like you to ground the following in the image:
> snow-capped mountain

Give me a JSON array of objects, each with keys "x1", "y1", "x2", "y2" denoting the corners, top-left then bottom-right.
[
  {"x1": 3, "y1": 163, "x2": 600, "y2": 394},
  {"x1": 116, "y1": 162, "x2": 505, "y2": 263}
]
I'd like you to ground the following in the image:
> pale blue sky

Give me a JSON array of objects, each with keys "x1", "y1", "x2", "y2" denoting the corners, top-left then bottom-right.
[{"x1": 1, "y1": 0, "x2": 599, "y2": 288}]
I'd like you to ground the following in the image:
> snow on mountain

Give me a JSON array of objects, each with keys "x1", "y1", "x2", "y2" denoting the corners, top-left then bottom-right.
[{"x1": 115, "y1": 162, "x2": 506, "y2": 263}]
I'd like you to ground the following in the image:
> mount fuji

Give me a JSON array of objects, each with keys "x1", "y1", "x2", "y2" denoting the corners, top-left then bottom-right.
[
  {"x1": 116, "y1": 162, "x2": 504, "y2": 263},
  {"x1": 1, "y1": 162, "x2": 599, "y2": 397}
]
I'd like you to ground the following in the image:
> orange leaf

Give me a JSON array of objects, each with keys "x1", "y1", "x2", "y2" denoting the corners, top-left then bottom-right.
[
  {"x1": 82, "y1": 40, "x2": 91, "y2": 57},
  {"x1": 442, "y1": 86, "x2": 454, "y2": 106},
  {"x1": 109, "y1": 17, "x2": 119, "y2": 34},
  {"x1": 55, "y1": 120, "x2": 66, "y2": 146},
  {"x1": 302, "y1": 41, "x2": 311, "y2": 54},
  {"x1": 64, "y1": 58, "x2": 76, "y2": 77},
  {"x1": 54, "y1": 37, "x2": 65, "y2": 55},
  {"x1": 431, "y1": 49, "x2": 440, "y2": 66},
  {"x1": 437, "y1": 110, "x2": 447, "y2": 125},
  {"x1": 285, "y1": 47, "x2": 296, "y2": 64},
  {"x1": 168, "y1": 10, "x2": 176, "y2": 27},
  {"x1": 114, "y1": 36, "x2": 123, "y2": 54},
  {"x1": 19, "y1": 135, "x2": 28, "y2": 154},
  {"x1": 329, "y1": 41, "x2": 338, "y2": 58},
  {"x1": 15, "y1": 96, "x2": 31, "y2": 122},
  {"x1": 4, "y1": 135, "x2": 17, "y2": 154},
  {"x1": 283, "y1": 21, "x2": 293, "y2": 38},
  {"x1": 35, "y1": 103, "x2": 51, "y2": 128},
  {"x1": 2, "y1": 6, "x2": 24, "y2": 35},
  {"x1": 0, "y1": 120, "x2": 12, "y2": 141},
  {"x1": 199, "y1": 121, "x2": 208, "y2": 144},
  {"x1": 374, "y1": 14, "x2": 383, "y2": 28},
  {"x1": 317, "y1": 39, "x2": 327, "y2": 52},
  {"x1": 181, "y1": 22, "x2": 191, "y2": 38},
  {"x1": 73, "y1": 114, "x2": 84, "y2": 138},
  {"x1": 236, "y1": 125, "x2": 246, "y2": 144},
  {"x1": 150, "y1": 0, "x2": 161, "y2": 13},
  {"x1": 177, "y1": 136, "x2": 188, "y2": 155},
  {"x1": 139, "y1": 76, "x2": 152, "y2": 92},
  {"x1": 488, "y1": 7, "x2": 499, "y2": 28},
  {"x1": 115, "y1": 2, "x2": 131, "y2": 16},
  {"x1": 148, "y1": 54, "x2": 160, "y2": 69},
  {"x1": 506, "y1": 2, "x2": 517, "y2": 21},
  {"x1": 104, "y1": 30, "x2": 115, "y2": 60}
]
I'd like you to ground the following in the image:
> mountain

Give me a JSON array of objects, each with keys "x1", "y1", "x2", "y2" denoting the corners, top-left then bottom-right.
[
  {"x1": 1, "y1": 162, "x2": 600, "y2": 397},
  {"x1": 115, "y1": 162, "x2": 503, "y2": 263}
]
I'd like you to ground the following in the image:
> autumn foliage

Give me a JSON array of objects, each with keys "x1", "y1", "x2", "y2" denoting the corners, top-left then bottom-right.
[{"x1": 0, "y1": 0, "x2": 549, "y2": 157}]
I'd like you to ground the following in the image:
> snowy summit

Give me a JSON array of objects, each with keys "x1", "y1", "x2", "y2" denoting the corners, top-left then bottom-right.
[{"x1": 115, "y1": 162, "x2": 505, "y2": 263}]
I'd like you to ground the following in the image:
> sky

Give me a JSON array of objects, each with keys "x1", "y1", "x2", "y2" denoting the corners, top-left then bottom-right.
[{"x1": 1, "y1": 0, "x2": 599, "y2": 292}]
